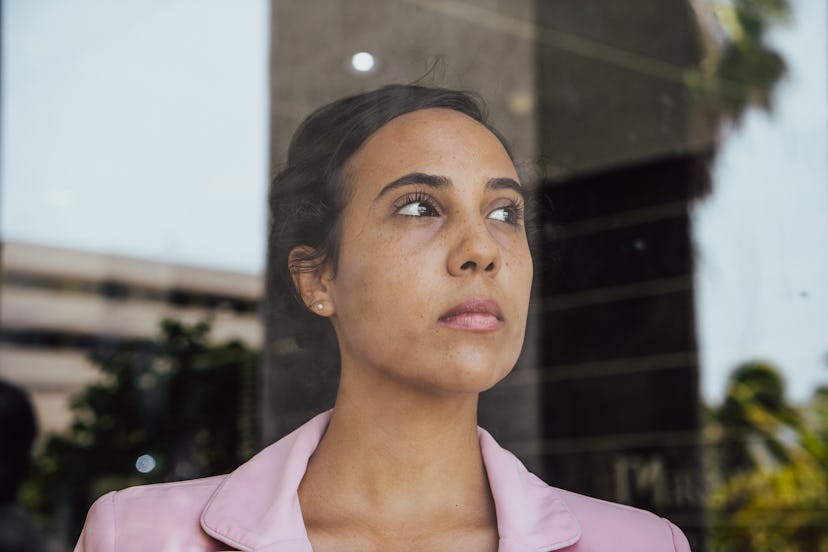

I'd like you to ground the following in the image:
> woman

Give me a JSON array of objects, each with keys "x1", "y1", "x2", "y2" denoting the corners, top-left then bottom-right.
[{"x1": 75, "y1": 85, "x2": 691, "y2": 551}]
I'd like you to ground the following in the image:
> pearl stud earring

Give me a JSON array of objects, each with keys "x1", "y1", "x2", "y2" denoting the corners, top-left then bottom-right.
[{"x1": 315, "y1": 302, "x2": 324, "y2": 311}]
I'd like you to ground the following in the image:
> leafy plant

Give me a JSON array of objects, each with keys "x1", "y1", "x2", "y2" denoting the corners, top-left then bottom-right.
[
  {"x1": 709, "y1": 362, "x2": 828, "y2": 551},
  {"x1": 20, "y1": 319, "x2": 258, "y2": 547}
]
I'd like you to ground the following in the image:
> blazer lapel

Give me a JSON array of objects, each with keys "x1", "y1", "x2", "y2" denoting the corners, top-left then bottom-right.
[
  {"x1": 200, "y1": 411, "x2": 333, "y2": 551},
  {"x1": 478, "y1": 428, "x2": 582, "y2": 551}
]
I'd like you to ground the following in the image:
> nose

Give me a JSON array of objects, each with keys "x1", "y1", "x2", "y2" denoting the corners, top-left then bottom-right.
[{"x1": 447, "y1": 217, "x2": 501, "y2": 277}]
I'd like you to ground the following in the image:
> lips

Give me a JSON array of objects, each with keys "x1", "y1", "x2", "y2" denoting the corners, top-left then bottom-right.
[{"x1": 438, "y1": 298, "x2": 504, "y2": 331}]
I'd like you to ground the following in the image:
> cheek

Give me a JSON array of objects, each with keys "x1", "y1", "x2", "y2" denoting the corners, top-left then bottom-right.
[
  {"x1": 334, "y1": 232, "x2": 440, "y2": 329},
  {"x1": 334, "y1": 252, "x2": 384, "y2": 321}
]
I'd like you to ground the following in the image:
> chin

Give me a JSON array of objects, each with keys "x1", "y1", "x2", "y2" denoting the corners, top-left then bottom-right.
[{"x1": 438, "y1": 348, "x2": 517, "y2": 394}]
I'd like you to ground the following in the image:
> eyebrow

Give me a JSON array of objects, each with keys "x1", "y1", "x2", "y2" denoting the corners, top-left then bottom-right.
[
  {"x1": 487, "y1": 177, "x2": 526, "y2": 201},
  {"x1": 375, "y1": 172, "x2": 525, "y2": 201}
]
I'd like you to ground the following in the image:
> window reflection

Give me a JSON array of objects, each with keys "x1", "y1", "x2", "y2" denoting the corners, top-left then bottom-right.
[{"x1": 2, "y1": 1, "x2": 824, "y2": 550}]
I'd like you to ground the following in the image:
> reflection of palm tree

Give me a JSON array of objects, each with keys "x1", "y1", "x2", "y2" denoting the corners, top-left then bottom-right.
[
  {"x1": 716, "y1": 361, "x2": 801, "y2": 476},
  {"x1": 710, "y1": 365, "x2": 828, "y2": 551},
  {"x1": 703, "y1": 0, "x2": 790, "y2": 117}
]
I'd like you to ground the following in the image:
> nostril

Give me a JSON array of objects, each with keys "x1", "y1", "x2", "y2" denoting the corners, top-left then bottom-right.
[
  {"x1": 461, "y1": 261, "x2": 476, "y2": 270},
  {"x1": 484, "y1": 261, "x2": 496, "y2": 271}
]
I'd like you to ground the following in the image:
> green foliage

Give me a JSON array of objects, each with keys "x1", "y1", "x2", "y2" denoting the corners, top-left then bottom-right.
[
  {"x1": 698, "y1": 0, "x2": 790, "y2": 121},
  {"x1": 20, "y1": 319, "x2": 258, "y2": 546},
  {"x1": 716, "y1": 361, "x2": 801, "y2": 473},
  {"x1": 709, "y1": 362, "x2": 828, "y2": 551}
]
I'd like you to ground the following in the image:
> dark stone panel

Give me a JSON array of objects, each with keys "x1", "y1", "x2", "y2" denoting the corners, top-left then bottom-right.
[
  {"x1": 259, "y1": 297, "x2": 342, "y2": 443},
  {"x1": 261, "y1": 350, "x2": 340, "y2": 442},
  {"x1": 536, "y1": 0, "x2": 703, "y2": 67},
  {"x1": 479, "y1": 379, "x2": 538, "y2": 443},
  {"x1": 536, "y1": 154, "x2": 710, "y2": 224},
  {"x1": 539, "y1": 215, "x2": 692, "y2": 293},
  {"x1": 536, "y1": 59, "x2": 688, "y2": 176},
  {"x1": 270, "y1": 0, "x2": 538, "y2": 166},
  {"x1": 539, "y1": 290, "x2": 695, "y2": 366},
  {"x1": 539, "y1": 364, "x2": 698, "y2": 439},
  {"x1": 534, "y1": 1, "x2": 711, "y2": 177}
]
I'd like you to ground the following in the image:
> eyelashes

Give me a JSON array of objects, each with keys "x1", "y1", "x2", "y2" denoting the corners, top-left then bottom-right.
[
  {"x1": 489, "y1": 202, "x2": 524, "y2": 225},
  {"x1": 394, "y1": 191, "x2": 440, "y2": 218},
  {"x1": 393, "y1": 190, "x2": 525, "y2": 226}
]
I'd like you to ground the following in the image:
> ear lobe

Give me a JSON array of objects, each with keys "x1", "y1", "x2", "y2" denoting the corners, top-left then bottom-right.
[{"x1": 288, "y1": 245, "x2": 334, "y2": 315}]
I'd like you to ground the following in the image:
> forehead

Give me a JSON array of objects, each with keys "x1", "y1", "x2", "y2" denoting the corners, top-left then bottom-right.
[{"x1": 343, "y1": 108, "x2": 517, "y2": 195}]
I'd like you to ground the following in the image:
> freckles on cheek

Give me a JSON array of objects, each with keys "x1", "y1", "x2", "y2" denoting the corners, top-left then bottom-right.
[
  {"x1": 344, "y1": 224, "x2": 441, "y2": 320},
  {"x1": 341, "y1": 235, "x2": 398, "y2": 304}
]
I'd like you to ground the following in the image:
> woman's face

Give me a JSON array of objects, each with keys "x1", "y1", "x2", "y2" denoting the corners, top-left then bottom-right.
[{"x1": 324, "y1": 108, "x2": 533, "y2": 395}]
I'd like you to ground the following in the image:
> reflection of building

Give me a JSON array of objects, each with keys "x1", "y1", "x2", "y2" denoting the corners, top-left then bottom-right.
[
  {"x1": 526, "y1": 5, "x2": 718, "y2": 546},
  {"x1": 264, "y1": 1, "x2": 718, "y2": 549},
  {"x1": 531, "y1": 156, "x2": 709, "y2": 537},
  {"x1": 0, "y1": 241, "x2": 262, "y2": 435}
]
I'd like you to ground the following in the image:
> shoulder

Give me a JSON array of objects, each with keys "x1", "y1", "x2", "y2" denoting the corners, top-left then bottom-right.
[
  {"x1": 551, "y1": 484, "x2": 691, "y2": 552},
  {"x1": 74, "y1": 475, "x2": 228, "y2": 552}
]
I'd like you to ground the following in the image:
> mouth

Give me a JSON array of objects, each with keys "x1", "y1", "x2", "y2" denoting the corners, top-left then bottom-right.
[{"x1": 438, "y1": 298, "x2": 504, "y2": 332}]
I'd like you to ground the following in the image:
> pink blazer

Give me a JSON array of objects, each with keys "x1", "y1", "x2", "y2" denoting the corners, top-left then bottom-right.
[{"x1": 75, "y1": 411, "x2": 691, "y2": 551}]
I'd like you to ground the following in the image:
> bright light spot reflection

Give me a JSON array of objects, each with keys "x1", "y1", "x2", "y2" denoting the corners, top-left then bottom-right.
[
  {"x1": 351, "y1": 52, "x2": 375, "y2": 72},
  {"x1": 135, "y1": 454, "x2": 157, "y2": 473}
]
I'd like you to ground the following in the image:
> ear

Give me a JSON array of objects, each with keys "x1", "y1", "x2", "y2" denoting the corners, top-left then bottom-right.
[{"x1": 288, "y1": 245, "x2": 335, "y2": 317}]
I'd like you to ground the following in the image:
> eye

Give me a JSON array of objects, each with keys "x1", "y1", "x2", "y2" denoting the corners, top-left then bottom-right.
[
  {"x1": 395, "y1": 193, "x2": 440, "y2": 217},
  {"x1": 488, "y1": 202, "x2": 523, "y2": 225}
]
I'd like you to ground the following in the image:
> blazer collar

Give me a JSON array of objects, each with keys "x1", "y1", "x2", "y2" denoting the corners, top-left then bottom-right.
[{"x1": 201, "y1": 410, "x2": 581, "y2": 552}]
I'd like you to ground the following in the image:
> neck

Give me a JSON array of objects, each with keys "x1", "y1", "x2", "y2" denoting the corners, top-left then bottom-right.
[{"x1": 298, "y1": 366, "x2": 495, "y2": 525}]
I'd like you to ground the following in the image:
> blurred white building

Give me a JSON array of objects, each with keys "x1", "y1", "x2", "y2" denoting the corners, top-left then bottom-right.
[{"x1": 0, "y1": 241, "x2": 263, "y2": 435}]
